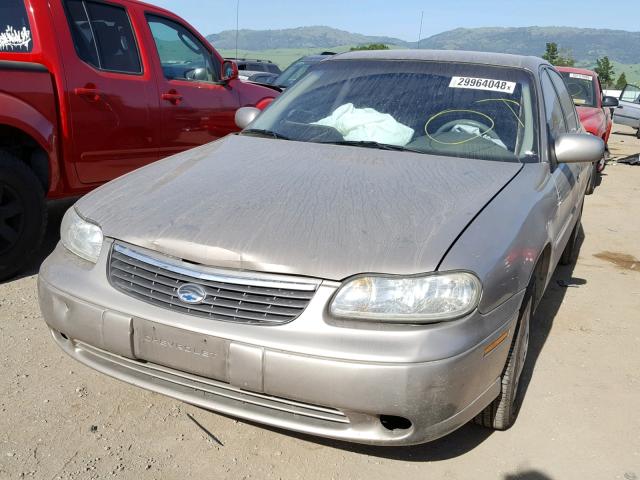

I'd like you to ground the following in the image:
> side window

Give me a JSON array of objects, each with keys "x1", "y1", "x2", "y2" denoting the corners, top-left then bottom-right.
[
  {"x1": 547, "y1": 70, "x2": 580, "y2": 131},
  {"x1": 64, "y1": 0, "x2": 141, "y2": 74},
  {"x1": 621, "y1": 84, "x2": 640, "y2": 103},
  {"x1": 540, "y1": 70, "x2": 567, "y2": 139},
  {"x1": 0, "y1": 0, "x2": 33, "y2": 52},
  {"x1": 147, "y1": 15, "x2": 217, "y2": 83}
]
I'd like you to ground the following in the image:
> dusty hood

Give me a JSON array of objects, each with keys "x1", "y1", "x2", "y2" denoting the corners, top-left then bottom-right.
[{"x1": 77, "y1": 135, "x2": 522, "y2": 280}]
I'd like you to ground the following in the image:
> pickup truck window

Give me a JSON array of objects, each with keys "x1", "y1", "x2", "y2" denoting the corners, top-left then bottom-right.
[
  {"x1": 147, "y1": 15, "x2": 217, "y2": 83},
  {"x1": 0, "y1": 0, "x2": 32, "y2": 52},
  {"x1": 64, "y1": 0, "x2": 142, "y2": 74}
]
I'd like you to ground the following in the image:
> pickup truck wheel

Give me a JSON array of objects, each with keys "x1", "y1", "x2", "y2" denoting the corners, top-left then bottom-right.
[
  {"x1": 474, "y1": 285, "x2": 533, "y2": 430},
  {"x1": 0, "y1": 151, "x2": 47, "y2": 281}
]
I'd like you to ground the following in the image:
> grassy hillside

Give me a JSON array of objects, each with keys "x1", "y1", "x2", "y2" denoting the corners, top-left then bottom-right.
[
  {"x1": 414, "y1": 27, "x2": 640, "y2": 64},
  {"x1": 208, "y1": 26, "x2": 403, "y2": 51},
  {"x1": 209, "y1": 25, "x2": 640, "y2": 67}
]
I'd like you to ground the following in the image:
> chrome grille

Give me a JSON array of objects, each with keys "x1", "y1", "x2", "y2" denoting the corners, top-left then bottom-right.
[{"x1": 108, "y1": 243, "x2": 319, "y2": 325}]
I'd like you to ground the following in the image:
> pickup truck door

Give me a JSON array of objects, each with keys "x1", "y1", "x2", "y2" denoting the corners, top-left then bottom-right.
[
  {"x1": 53, "y1": 0, "x2": 161, "y2": 185},
  {"x1": 144, "y1": 14, "x2": 240, "y2": 157},
  {"x1": 614, "y1": 84, "x2": 640, "y2": 128}
]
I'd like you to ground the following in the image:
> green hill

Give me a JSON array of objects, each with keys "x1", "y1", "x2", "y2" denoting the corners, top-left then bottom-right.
[
  {"x1": 207, "y1": 25, "x2": 640, "y2": 65},
  {"x1": 207, "y1": 26, "x2": 403, "y2": 51},
  {"x1": 207, "y1": 25, "x2": 640, "y2": 84},
  {"x1": 414, "y1": 27, "x2": 640, "y2": 64}
]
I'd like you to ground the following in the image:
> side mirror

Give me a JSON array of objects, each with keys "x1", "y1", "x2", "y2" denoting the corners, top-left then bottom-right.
[
  {"x1": 555, "y1": 133, "x2": 604, "y2": 164},
  {"x1": 235, "y1": 106, "x2": 261, "y2": 129},
  {"x1": 221, "y1": 60, "x2": 239, "y2": 82},
  {"x1": 602, "y1": 96, "x2": 619, "y2": 108}
]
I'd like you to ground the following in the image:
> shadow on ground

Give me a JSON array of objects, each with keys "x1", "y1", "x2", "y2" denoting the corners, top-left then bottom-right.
[{"x1": 504, "y1": 471, "x2": 554, "y2": 480}]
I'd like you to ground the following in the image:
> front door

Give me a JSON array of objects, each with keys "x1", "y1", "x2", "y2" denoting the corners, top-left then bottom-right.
[
  {"x1": 614, "y1": 84, "x2": 640, "y2": 129},
  {"x1": 540, "y1": 69, "x2": 582, "y2": 262},
  {"x1": 144, "y1": 14, "x2": 240, "y2": 158},
  {"x1": 55, "y1": 0, "x2": 160, "y2": 185}
]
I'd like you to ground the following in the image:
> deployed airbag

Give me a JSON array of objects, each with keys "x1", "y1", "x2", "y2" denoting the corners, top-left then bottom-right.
[{"x1": 313, "y1": 103, "x2": 415, "y2": 146}]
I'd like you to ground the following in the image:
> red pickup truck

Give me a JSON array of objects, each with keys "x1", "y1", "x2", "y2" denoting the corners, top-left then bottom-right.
[{"x1": 0, "y1": 0, "x2": 277, "y2": 280}]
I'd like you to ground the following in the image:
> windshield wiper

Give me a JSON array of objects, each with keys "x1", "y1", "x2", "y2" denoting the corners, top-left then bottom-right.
[
  {"x1": 319, "y1": 140, "x2": 424, "y2": 154},
  {"x1": 242, "y1": 129, "x2": 290, "y2": 140}
]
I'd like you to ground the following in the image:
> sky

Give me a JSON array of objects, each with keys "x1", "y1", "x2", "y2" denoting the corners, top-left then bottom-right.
[{"x1": 150, "y1": 0, "x2": 637, "y2": 40}]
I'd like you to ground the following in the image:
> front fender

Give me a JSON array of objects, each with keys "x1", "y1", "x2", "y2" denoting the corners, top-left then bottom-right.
[
  {"x1": 438, "y1": 163, "x2": 558, "y2": 313},
  {"x1": 0, "y1": 91, "x2": 60, "y2": 195}
]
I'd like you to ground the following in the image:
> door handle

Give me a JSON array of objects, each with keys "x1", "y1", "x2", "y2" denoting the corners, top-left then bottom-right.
[
  {"x1": 74, "y1": 86, "x2": 101, "y2": 101},
  {"x1": 162, "y1": 91, "x2": 183, "y2": 105}
]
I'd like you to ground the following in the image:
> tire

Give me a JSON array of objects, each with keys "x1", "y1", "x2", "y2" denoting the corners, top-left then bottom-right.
[
  {"x1": 586, "y1": 163, "x2": 596, "y2": 195},
  {"x1": 475, "y1": 284, "x2": 533, "y2": 430},
  {"x1": 559, "y1": 208, "x2": 582, "y2": 266},
  {"x1": 0, "y1": 150, "x2": 47, "y2": 281}
]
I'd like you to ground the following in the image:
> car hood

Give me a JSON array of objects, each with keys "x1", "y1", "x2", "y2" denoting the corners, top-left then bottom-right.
[{"x1": 77, "y1": 135, "x2": 523, "y2": 281}]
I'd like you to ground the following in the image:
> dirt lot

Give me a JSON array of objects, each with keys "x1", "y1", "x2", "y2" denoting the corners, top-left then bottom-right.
[{"x1": 1, "y1": 126, "x2": 639, "y2": 480}]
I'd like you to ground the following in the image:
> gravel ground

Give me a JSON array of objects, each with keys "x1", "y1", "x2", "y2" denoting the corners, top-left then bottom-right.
[{"x1": 1, "y1": 126, "x2": 639, "y2": 480}]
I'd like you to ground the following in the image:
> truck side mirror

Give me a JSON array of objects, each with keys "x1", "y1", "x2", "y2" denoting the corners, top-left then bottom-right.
[
  {"x1": 555, "y1": 133, "x2": 604, "y2": 164},
  {"x1": 602, "y1": 96, "x2": 619, "y2": 108},
  {"x1": 221, "y1": 61, "x2": 239, "y2": 82}
]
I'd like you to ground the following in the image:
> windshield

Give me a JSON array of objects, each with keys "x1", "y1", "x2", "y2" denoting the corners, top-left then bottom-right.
[
  {"x1": 0, "y1": 0, "x2": 32, "y2": 52},
  {"x1": 250, "y1": 60, "x2": 538, "y2": 163},
  {"x1": 561, "y1": 72, "x2": 597, "y2": 108}
]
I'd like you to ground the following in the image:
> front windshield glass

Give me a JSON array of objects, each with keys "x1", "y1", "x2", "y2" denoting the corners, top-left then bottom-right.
[
  {"x1": 250, "y1": 60, "x2": 538, "y2": 163},
  {"x1": 561, "y1": 72, "x2": 597, "y2": 108}
]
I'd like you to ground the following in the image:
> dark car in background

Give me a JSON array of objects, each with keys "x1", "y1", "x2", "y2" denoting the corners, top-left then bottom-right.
[
  {"x1": 272, "y1": 52, "x2": 335, "y2": 88},
  {"x1": 614, "y1": 83, "x2": 640, "y2": 138},
  {"x1": 228, "y1": 58, "x2": 281, "y2": 81}
]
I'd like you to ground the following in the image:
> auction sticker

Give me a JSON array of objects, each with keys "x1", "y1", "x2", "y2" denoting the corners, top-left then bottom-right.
[
  {"x1": 449, "y1": 76, "x2": 517, "y2": 94},
  {"x1": 569, "y1": 73, "x2": 593, "y2": 81}
]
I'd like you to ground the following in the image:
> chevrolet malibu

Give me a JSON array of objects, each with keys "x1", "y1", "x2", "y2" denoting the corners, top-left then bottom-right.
[{"x1": 38, "y1": 50, "x2": 604, "y2": 446}]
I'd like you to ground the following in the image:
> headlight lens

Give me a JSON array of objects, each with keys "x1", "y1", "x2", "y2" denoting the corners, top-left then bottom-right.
[
  {"x1": 330, "y1": 272, "x2": 482, "y2": 323},
  {"x1": 60, "y1": 207, "x2": 103, "y2": 263}
]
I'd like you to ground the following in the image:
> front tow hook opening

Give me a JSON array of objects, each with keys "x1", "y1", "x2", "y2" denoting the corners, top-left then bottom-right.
[{"x1": 380, "y1": 415, "x2": 412, "y2": 431}]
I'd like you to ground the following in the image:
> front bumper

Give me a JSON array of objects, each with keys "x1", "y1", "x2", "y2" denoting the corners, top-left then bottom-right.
[{"x1": 38, "y1": 241, "x2": 524, "y2": 445}]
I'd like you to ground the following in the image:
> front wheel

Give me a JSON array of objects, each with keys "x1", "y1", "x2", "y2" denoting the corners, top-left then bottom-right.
[
  {"x1": 0, "y1": 151, "x2": 47, "y2": 281},
  {"x1": 586, "y1": 163, "x2": 597, "y2": 195},
  {"x1": 475, "y1": 286, "x2": 533, "y2": 430},
  {"x1": 559, "y1": 208, "x2": 582, "y2": 266}
]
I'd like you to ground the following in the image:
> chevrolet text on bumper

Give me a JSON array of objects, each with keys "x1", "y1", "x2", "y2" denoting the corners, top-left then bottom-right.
[{"x1": 39, "y1": 50, "x2": 603, "y2": 446}]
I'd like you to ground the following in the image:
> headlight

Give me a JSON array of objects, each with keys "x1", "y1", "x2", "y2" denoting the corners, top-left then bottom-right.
[
  {"x1": 330, "y1": 272, "x2": 482, "y2": 323},
  {"x1": 60, "y1": 207, "x2": 103, "y2": 263}
]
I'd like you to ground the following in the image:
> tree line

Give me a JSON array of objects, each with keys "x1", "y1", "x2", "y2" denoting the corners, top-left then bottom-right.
[{"x1": 542, "y1": 42, "x2": 627, "y2": 89}]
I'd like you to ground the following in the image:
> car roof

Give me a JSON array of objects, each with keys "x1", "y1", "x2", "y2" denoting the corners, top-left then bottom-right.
[
  {"x1": 332, "y1": 49, "x2": 549, "y2": 72},
  {"x1": 556, "y1": 66, "x2": 597, "y2": 77}
]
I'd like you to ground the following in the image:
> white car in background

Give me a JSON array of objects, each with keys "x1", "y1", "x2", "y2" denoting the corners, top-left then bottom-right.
[{"x1": 613, "y1": 84, "x2": 640, "y2": 138}]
